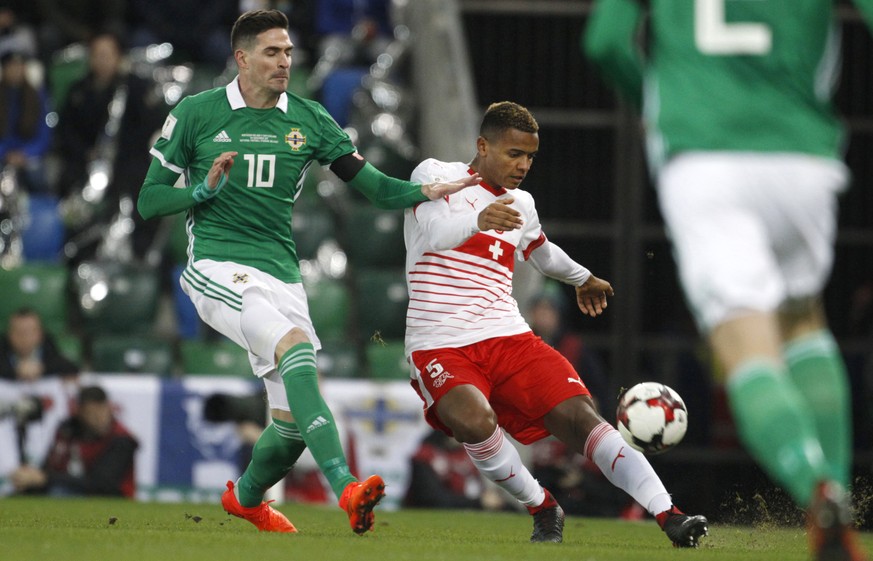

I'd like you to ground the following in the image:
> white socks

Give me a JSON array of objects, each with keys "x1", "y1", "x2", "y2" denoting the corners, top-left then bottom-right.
[
  {"x1": 464, "y1": 426, "x2": 545, "y2": 507},
  {"x1": 463, "y1": 422, "x2": 673, "y2": 515},
  {"x1": 584, "y1": 421, "x2": 672, "y2": 515}
]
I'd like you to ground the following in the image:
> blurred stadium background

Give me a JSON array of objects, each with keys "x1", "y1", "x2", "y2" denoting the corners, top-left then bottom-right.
[{"x1": 0, "y1": 0, "x2": 871, "y2": 526}]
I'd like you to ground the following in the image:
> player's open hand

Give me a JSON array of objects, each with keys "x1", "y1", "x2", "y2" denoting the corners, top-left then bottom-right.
[
  {"x1": 421, "y1": 173, "x2": 481, "y2": 200},
  {"x1": 478, "y1": 197, "x2": 523, "y2": 232},
  {"x1": 207, "y1": 151, "x2": 238, "y2": 189},
  {"x1": 576, "y1": 275, "x2": 614, "y2": 316}
]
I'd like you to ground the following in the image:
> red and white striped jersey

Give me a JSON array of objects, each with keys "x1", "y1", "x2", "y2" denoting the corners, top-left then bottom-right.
[{"x1": 403, "y1": 159, "x2": 547, "y2": 354}]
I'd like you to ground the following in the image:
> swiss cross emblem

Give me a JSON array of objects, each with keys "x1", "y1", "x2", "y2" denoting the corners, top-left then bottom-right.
[
  {"x1": 285, "y1": 128, "x2": 307, "y2": 151},
  {"x1": 488, "y1": 240, "x2": 503, "y2": 260}
]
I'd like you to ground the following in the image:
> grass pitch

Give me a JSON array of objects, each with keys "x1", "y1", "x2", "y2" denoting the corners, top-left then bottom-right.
[{"x1": 1, "y1": 498, "x2": 871, "y2": 561}]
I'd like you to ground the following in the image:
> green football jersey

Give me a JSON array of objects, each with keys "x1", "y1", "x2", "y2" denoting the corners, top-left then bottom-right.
[
  {"x1": 585, "y1": 0, "x2": 873, "y2": 169},
  {"x1": 149, "y1": 79, "x2": 355, "y2": 282}
]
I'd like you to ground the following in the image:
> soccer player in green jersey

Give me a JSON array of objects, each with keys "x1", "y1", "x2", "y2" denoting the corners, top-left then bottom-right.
[
  {"x1": 137, "y1": 9, "x2": 479, "y2": 535},
  {"x1": 583, "y1": 2, "x2": 873, "y2": 559}
]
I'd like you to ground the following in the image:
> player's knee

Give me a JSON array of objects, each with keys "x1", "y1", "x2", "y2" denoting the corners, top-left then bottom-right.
[
  {"x1": 546, "y1": 395, "x2": 603, "y2": 442},
  {"x1": 273, "y1": 327, "x2": 310, "y2": 363},
  {"x1": 444, "y1": 406, "x2": 497, "y2": 444}
]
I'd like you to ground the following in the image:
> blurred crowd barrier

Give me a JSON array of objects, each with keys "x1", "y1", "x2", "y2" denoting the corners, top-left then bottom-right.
[{"x1": 0, "y1": 375, "x2": 430, "y2": 509}]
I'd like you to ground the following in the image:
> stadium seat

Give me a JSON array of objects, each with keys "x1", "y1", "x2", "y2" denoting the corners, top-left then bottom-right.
[
  {"x1": 166, "y1": 215, "x2": 189, "y2": 266},
  {"x1": 0, "y1": 263, "x2": 68, "y2": 335},
  {"x1": 343, "y1": 207, "x2": 405, "y2": 268},
  {"x1": 353, "y1": 268, "x2": 408, "y2": 340},
  {"x1": 171, "y1": 264, "x2": 202, "y2": 340},
  {"x1": 48, "y1": 43, "x2": 88, "y2": 110},
  {"x1": 295, "y1": 163, "x2": 332, "y2": 206},
  {"x1": 365, "y1": 339, "x2": 409, "y2": 380},
  {"x1": 91, "y1": 335, "x2": 174, "y2": 375},
  {"x1": 179, "y1": 339, "x2": 252, "y2": 377},
  {"x1": 317, "y1": 340, "x2": 360, "y2": 378},
  {"x1": 287, "y1": 63, "x2": 313, "y2": 99},
  {"x1": 54, "y1": 332, "x2": 83, "y2": 364},
  {"x1": 292, "y1": 206, "x2": 337, "y2": 261},
  {"x1": 303, "y1": 276, "x2": 350, "y2": 341},
  {"x1": 357, "y1": 136, "x2": 417, "y2": 181},
  {"x1": 74, "y1": 261, "x2": 160, "y2": 336},
  {"x1": 21, "y1": 195, "x2": 65, "y2": 262}
]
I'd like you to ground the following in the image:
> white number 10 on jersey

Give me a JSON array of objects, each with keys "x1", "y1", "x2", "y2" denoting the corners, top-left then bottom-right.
[
  {"x1": 695, "y1": 0, "x2": 772, "y2": 55},
  {"x1": 243, "y1": 154, "x2": 276, "y2": 188}
]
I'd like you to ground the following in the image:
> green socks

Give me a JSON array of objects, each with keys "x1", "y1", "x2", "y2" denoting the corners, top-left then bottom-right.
[
  {"x1": 784, "y1": 331, "x2": 852, "y2": 487},
  {"x1": 279, "y1": 342, "x2": 356, "y2": 499},
  {"x1": 726, "y1": 359, "x2": 828, "y2": 506},
  {"x1": 237, "y1": 417, "x2": 306, "y2": 507}
]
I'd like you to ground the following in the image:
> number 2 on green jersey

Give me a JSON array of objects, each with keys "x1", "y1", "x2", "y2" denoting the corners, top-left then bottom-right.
[{"x1": 694, "y1": 0, "x2": 772, "y2": 55}]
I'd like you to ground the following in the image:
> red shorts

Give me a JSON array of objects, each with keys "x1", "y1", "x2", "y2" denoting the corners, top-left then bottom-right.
[{"x1": 409, "y1": 332, "x2": 590, "y2": 445}]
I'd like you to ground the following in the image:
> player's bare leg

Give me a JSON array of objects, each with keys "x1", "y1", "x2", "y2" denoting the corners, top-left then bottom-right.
[{"x1": 438, "y1": 385, "x2": 563, "y2": 542}]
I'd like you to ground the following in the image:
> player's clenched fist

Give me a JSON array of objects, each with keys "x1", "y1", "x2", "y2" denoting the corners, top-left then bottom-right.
[{"x1": 478, "y1": 197, "x2": 523, "y2": 232}]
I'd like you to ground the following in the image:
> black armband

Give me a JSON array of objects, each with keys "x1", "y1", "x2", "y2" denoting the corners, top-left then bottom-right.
[{"x1": 330, "y1": 152, "x2": 367, "y2": 182}]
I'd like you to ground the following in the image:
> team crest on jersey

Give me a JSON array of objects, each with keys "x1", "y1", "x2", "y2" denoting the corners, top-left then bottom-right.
[
  {"x1": 285, "y1": 128, "x2": 307, "y2": 151},
  {"x1": 231, "y1": 273, "x2": 249, "y2": 284}
]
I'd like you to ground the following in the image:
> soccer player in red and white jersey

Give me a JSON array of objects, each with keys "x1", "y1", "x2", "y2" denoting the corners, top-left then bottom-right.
[{"x1": 403, "y1": 101, "x2": 708, "y2": 546}]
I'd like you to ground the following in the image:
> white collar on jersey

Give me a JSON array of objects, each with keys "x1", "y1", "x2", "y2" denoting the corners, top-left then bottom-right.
[{"x1": 226, "y1": 76, "x2": 289, "y2": 113}]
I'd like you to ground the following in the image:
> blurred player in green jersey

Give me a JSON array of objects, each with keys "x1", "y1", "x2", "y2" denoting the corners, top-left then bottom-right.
[
  {"x1": 583, "y1": 1, "x2": 873, "y2": 559},
  {"x1": 137, "y1": 9, "x2": 479, "y2": 535}
]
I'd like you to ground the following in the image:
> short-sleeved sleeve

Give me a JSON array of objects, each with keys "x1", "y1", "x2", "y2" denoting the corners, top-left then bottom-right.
[
  {"x1": 150, "y1": 97, "x2": 196, "y2": 174},
  {"x1": 311, "y1": 102, "x2": 357, "y2": 165}
]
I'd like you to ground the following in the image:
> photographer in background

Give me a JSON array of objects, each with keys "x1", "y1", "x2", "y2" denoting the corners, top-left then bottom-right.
[
  {"x1": 0, "y1": 307, "x2": 79, "y2": 382},
  {"x1": 10, "y1": 385, "x2": 138, "y2": 497}
]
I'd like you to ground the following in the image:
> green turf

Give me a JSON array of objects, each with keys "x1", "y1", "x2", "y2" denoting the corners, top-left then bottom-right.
[{"x1": 1, "y1": 498, "x2": 871, "y2": 561}]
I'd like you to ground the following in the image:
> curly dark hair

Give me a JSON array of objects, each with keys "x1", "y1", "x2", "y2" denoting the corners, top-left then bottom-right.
[{"x1": 479, "y1": 101, "x2": 539, "y2": 138}]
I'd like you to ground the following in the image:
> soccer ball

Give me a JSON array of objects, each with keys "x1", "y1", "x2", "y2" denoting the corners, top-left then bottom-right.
[{"x1": 616, "y1": 382, "x2": 688, "y2": 454}]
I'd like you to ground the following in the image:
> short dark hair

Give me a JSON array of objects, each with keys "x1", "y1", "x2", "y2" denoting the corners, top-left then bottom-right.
[
  {"x1": 78, "y1": 385, "x2": 109, "y2": 406},
  {"x1": 479, "y1": 101, "x2": 538, "y2": 138},
  {"x1": 231, "y1": 9, "x2": 289, "y2": 51},
  {"x1": 9, "y1": 307, "x2": 41, "y2": 326},
  {"x1": 11, "y1": 306, "x2": 38, "y2": 318}
]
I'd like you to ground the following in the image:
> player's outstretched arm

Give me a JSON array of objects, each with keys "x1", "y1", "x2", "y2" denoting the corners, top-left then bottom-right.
[
  {"x1": 576, "y1": 275, "x2": 614, "y2": 317},
  {"x1": 421, "y1": 173, "x2": 482, "y2": 200}
]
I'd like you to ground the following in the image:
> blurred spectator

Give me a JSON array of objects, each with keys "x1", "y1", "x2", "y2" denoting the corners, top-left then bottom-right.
[
  {"x1": 0, "y1": 3, "x2": 37, "y2": 60},
  {"x1": 314, "y1": 0, "x2": 392, "y2": 58},
  {"x1": 0, "y1": 49, "x2": 52, "y2": 193},
  {"x1": 10, "y1": 385, "x2": 138, "y2": 497},
  {"x1": 308, "y1": 0, "x2": 393, "y2": 122},
  {"x1": 126, "y1": 0, "x2": 237, "y2": 69},
  {"x1": 404, "y1": 429, "x2": 505, "y2": 510},
  {"x1": 527, "y1": 287, "x2": 611, "y2": 411},
  {"x1": 54, "y1": 31, "x2": 164, "y2": 262},
  {"x1": 0, "y1": 307, "x2": 78, "y2": 381},
  {"x1": 529, "y1": 437, "x2": 643, "y2": 519},
  {"x1": 34, "y1": 0, "x2": 125, "y2": 66}
]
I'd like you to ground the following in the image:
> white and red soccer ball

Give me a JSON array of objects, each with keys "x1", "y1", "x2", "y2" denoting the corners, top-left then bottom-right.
[{"x1": 616, "y1": 382, "x2": 688, "y2": 455}]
